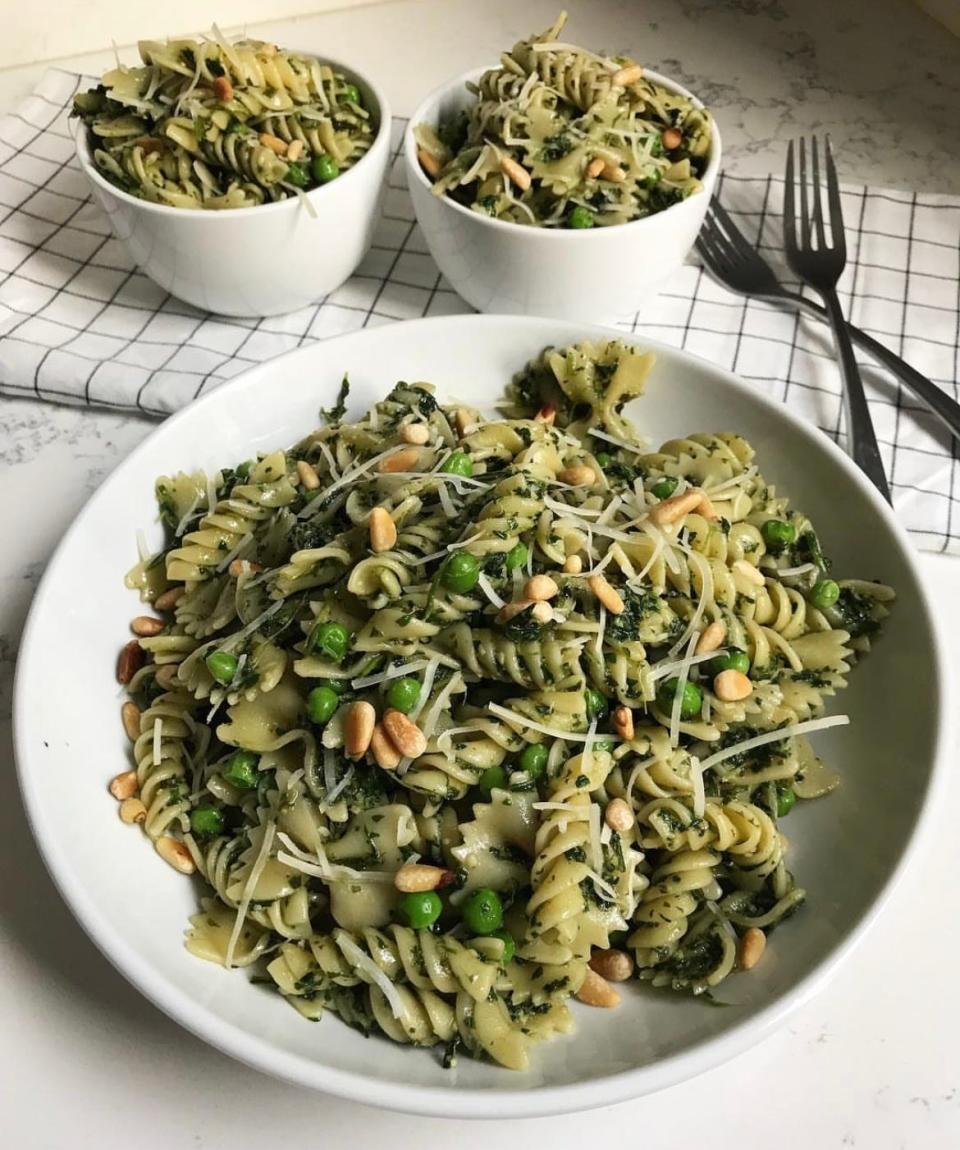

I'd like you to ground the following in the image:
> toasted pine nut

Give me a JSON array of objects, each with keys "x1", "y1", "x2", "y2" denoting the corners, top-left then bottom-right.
[
  {"x1": 601, "y1": 162, "x2": 626, "y2": 182},
  {"x1": 370, "y1": 722, "x2": 402, "y2": 770},
  {"x1": 576, "y1": 966, "x2": 620, "y2": 1008},
  {"x1": 109, "y1": 770, "x2": 139, "y2": 801},
  {"x1": 229, "y1": 558, "x2": 263, "y2": 578},
  {"x1": 588, "y1": 573, "x2": 625, "y2": 615},
  {"x1": 382, "y1": 709, "x2": 427, "y2": 758},
  {"x1": 454, "y1": 408, "x2": 476, "y2": 438},
  {"x1": 524, "y1": 575, "x2": 559, "y2": 602},
  {"x1": 418, "y1": 146, "x2": 441, "y2": 179},
  {"x1": 344, "y1": 701, "x2": 376, "y2": 759},
  {"x1": 156, "y1": 836, "x2": 195, "y2": 874},
  {"x1": 155, "y1": 664, "x2": 180, "y2": 690},
  {"x1": 612, "y1": 706, "x2": 634, "y2": 742},
  {"x1": 612, "y1": 64, "x2": 643, "y2": 87},
  {"x1": 558, "y1": 465, "x2": 596, "y2": 487},
  {"x1": 285, "y1": 138, "x2": 304, "y2": 162},
  {"x1": 589, "y1": 947, "x2": 634, "y2": 982},
  {"x1": 400, "y1": 422, "x2": 430, "y2": 445},
  {"x1": 154, "y1": 586, "x2": 185, "y2": 611},
  {"x1": 117, "y1": 640, "x2": 144, "y2": 685},
  {"x1": 649, "y1": 489, "x2": 702, "y2": 526},
  {"x1": 131, "y1": 615, "x2": 163, "y2": 637},
  {"x1": 378, "y1": 446, "x2": 420, "y2": 473},
  {"x1": 531, "y1": 601, "x2": 553, "y2": 624},
  {"x1": 536, "y1": 404, "x2": 556, "y2": 425},
  {"x1": 394, "y1": 862, "x2": 454, "y2": 892},
  {"x1": 259, "y1": 132, "x2": 287, "y2": 155},
  {"x1": 733, "y1": 559, "x2": 765, "y2": 587},
  {"x1": 739, "y1": 927, "x2": 766, "y2": 971},
  {"x1": 119, "y1": 797, "x2": 147, "y2": 825},
  {"x1": 500, "y1": 154, "x2": 531, "y2": 191},
  {"x1": 713, "y1": 669, "x2": 753, "y2": 702},
  {"x1": 497, "y1": 599, "x2": 533, "y2": 623},
  {"x1": 604, "y1": 796, "x2": 635, "y2": 832},
  {"x1": 696, "y1": 620, "x2": 726, "y2": 655},
  {"x1": 212, "y1": 75, "x2": 234, "y2": 102},
  {"x1": 697, "y1": 492, "x2": 719, "y2": 520},
  {"x1": 296, "y1": 460, "x2": 320, "y2": 490},
  {"x1": 121, "y1": 701, "x2": 141, "y2": 742},
  {"x1": 369, "y1": 506, "x2": 397, "y2": 553},
  {"x1": 662, "y1": 127, "x2": 683, "y2": 151},
  {"x1": 563, "y1": 554, "x2": 583, "y2": 574},
  {"x1": 585, "y1": 156, "x2": 605, "y2": 179}
]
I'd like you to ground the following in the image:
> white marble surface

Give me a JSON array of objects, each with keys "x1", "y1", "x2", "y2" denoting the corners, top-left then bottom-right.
[{"x1": 2, "y1": 1, "x2": 959, "y2": 1146}]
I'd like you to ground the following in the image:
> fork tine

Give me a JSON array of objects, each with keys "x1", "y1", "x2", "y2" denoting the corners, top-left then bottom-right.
[
  {"x1": 708, "y1": 197, "x2": 757, "y2": 262},
  {"x1": 783, "y1": 140, "x2": 798, "y2": 258},
  {"x1": 696, "y1": 228, "x2": 727, "y2": 274},
  {"x1": 810, "y1": 136, "x2": 827, "y2": 250},
  {"x1": 824, "y1": 135, "x2": 847, "y2": 261},
  {"x1": 799, "y1": 136, "x2": 811, "y2": 248}
]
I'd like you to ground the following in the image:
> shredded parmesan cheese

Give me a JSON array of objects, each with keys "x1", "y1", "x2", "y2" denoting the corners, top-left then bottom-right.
[
  {"x1": 152, "y1": 718, "x2": 163, "y2": 767},
  {"x1": 488, "y1": 704, "x2": 598, "y2": 743},
  {"x1": 335, "y1": 931, "x2": 407, "y2": 1020},
  {"x1": 476, "y1": 572, "x2": 505, "y2": 610},
  {"x1": 225, "y1": 820, "x2": 275, "y2": 968},
  {"x1": 698, "y1": 715, "x2": 851, "y2": 774}
]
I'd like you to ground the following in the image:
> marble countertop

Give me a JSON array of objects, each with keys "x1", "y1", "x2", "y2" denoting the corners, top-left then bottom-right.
[{"x1": 2, "y1": 1, "x2": 959, "y2": 1147}]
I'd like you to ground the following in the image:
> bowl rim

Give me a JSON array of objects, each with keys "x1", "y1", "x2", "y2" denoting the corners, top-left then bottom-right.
[
  {"x1": 403, "y1": 64, "x2": 722, "y2": 238},
  {"x1": 13, "y1": 314, "x2": 951, "y2": 1118},
  {"x1": 71, "y1": 53, "x2": 393, "y2": 219}
]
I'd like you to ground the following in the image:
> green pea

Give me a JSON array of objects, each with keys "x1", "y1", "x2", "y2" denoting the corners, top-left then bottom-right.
[
  {"x1": 306, "y1": 684, "x2": 339, "y2": 725},
  {"x1": 568, "y1": 205, "x2": 595, "y2": 228},
  {"x1": 442, "y1": 552, "x2": 480, "y2": 594},
  {"x1": 190, "y1": 805, "x2": 224, "y2": 837},
  {"x1": 223, "y1": 749, "x2": 259, "y2": 790},
  {"x1": 206, "y1": 650, "x2": 238, "y2": 684},
  {"x1": 518, "y1": 742, "x2": 548, "y2": 779},
  {"x1": 761, "y1": 519, "x2": 797, "y2": 553},
  {"x1": 776, "y1": 786, "x2": 797, "y2": 818},
  {"x1": 462, "y1": 887, "x2": 503, "y2": 935},
  {"x1": 328, "y1": 679, "x2": 348, "y2": 694},
  {"x1": 656, "y1": 677, "x2": 703, "y2": 720},
  {"x1": 312, "y1": 153, "x2": 339, "y2": 183},
  {"x1": 651, "y1": 476, "x2": 679, "y2": 500},
  {"x1": 342, "y1": 83, "x2": 361, "y2": 105},
  {"x1": 399, "y1": 890, "x2": 442, "y2": 929},
  {"x1": 810, "y1": 579, "x2": 840, "y2": 610},
  {"x1": 505, "y1": 542, "x2": 528, "y2": 572},
  {"x1": 387, "y1": 676, "x2": 421, "y2": 714},
  {"x1": 284, "y1": 161, "x2": 309, "y2": 188},
  {"x1": 441, "y1": 451, "x2": 473, "y2": 477},
  {"x1": 309, "y1": 620, "x2": 349, "y2": 662},
  {"x1": 595, "y1": 452, "x2": 612, "y2": 468},
  {"x1": 707, "y1": 647, "x2": 751, "y2": 677},
  {"x1": 477, "y1": 764, "x2": 507, "y2": 794},
  {"x1": 585, "y1": 688, "x2": 608, "y2": 721},
  {"x1": 491, "y1": 929, "x2": 516, "y2": 962}
]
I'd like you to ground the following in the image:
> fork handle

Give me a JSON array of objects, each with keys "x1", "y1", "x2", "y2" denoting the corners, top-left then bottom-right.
[{"x1": 820, "y1": 289, "x2": 893, "y2": 503}]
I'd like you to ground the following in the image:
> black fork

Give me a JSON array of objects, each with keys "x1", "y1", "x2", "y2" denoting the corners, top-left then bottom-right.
[{"x1": 783, "y1": 136, "x2": 891, "y2": 502}]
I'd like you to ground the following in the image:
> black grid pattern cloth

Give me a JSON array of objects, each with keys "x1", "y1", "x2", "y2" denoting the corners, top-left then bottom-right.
[{"x1": 1, "y1": 70, "x2": 959, "y2": 554}]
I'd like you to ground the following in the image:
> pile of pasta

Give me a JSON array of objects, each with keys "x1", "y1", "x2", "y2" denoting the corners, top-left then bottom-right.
[
  {"x1": 118, "y1": 338, "x2": 891, "y2": 1070},
  {"x1": 414, "y1": 12, "x2": 711, "y2": 227},
  {"x1": 73, "y1": 36, "x2": 375, "y2": 209}
]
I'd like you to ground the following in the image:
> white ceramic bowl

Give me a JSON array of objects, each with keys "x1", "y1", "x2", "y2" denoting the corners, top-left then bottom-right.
[
  {"x1": 14, "y1": 316, "x2": 948, "y2": 1117},
  {"x1": 73, "y1": 60, "x2": 392, "y2": 318},
  {"x1": 404, "y1": 69, "x2": 721, "y2": 320}
]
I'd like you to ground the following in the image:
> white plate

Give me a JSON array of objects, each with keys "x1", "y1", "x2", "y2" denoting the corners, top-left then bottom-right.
[{"x1": 14, "y1": 315, "x2": 949, "y2": 1118}]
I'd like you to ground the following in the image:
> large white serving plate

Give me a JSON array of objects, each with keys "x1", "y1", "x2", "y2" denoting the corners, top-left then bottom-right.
[{"x1": 14, "y1": 315, "x2": 948, "y2": 1118}]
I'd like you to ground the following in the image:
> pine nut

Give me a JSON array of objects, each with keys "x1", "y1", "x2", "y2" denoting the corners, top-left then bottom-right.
[
  {"x1": 378, "y1": 446, "x2": 420, "y2": 473},
  {"x1": 611, "y1": 64, "x2": 643, "y2": 87},
  {"x1": 576, "y1": 966, "x2": 620, "y2": 1008},
  {"x1": 536, "y1": 404, "x2": 556, "y2": 425},
  {"x1": 382, "y1": 709, "x2": 427, "y2": 758},
  {"x1": 588, "y1": 573, "x2": 625, "y2": 615},
  {"x1": 418, "y1": 146, "x2": 441, "y2": 179},
  {"x1": 121, "y1": 701, "x2": 141, "y2": 742},
  {"x1": 601, "y1": 162, "x2": 626, "y2": 182},
  {"x1": 154, "y1": 586, "x2": 185, "y2": 611},
  {"x1": 228, "y1": 558, "x2": 262, "y2": 578},
  {"x1": 212, "y1": 75, "x2": 234, "y2": 101},
  {"x1": 285, "y1": 139, "x2": 304, "y2": 162},
  {"x1": 296, "y1": 460, "x2": 320, "y2": 490},
  {"x1": 524, "y1": 575, "x2": 559, "y2": 602},
  {"x1": 649, "y1": 490, "x2": 702, "y2": 526},
  {"x1": 259, "y1": 132, "x2": 288, "y2": 155},
  {"x1": 612, "y1": 706, "x2": 634, "y2": 742},
  {"x1": 497, "y1": 599, "x2": 534, "y2": 623},
  {"x1": 117, "y1": 640, "x2": 144, "y2": 685},
  {"x1": 109, "y1": 770, "x2": 139, "y2": 801},
  {"x1": 155, "y1": 836, "x2": 195, "y2": 874},
  {"x1": 394, "y1": 863, "x2": 454, "y2": 892},
  {"x1": 344, "y1": 701, "x2": 376, "y2": 759},
  {"x1": 119, "y1": 797, "x2": 147, "y2": 825},
  {"x1": 131, "y1": 615, "x2": 163, "y2": 637},
  {"x1": 733, "y1": 559, "x2": 765, "y2": 587},
  {"x1": 696, "y1": 620, "x2": 726, "y2": 655},
  {"x1": 604, "y1": 796, "x2": 635, "y2": 832},
  {"x1": 697, "y1": 492, "x2": 719, "y2": 520},
  {"x1": 585, "y1": 156, "x2": 605, "y2": 178},
  {"x1": 557, "y1": 465, "x2": 596, "y2": 487},
  {"x1": 662, "y1": 127, "x2": 683, "y2": 151},
  {"x1": 739, "y1": 927, "x2": 766, "y2": 971},
  {"x1": 455, "y1": 408, "x2": 477, "y2": 438},
  {"x1": 713, "y1": 669, "x2": 753, "y2": 702},
  {"x1": 589, "y1": 947, "x2": 634, "y2": 982},
  {"x1": 531, "y1": 601, "x2": 553, "y2": 624},
  {"x1": 155, "y1": 663, "x2": 180, "y2": 690},
  {"x1": 400, "y1": 423, "x2": 429, "y2": 445},
  {"x1": 370, "y1": 722, "x2": 402, "y2": 770},
  {"x1": 369, "y1": 506, "x2": 397, "y2": 553},
  {"x1": 500, "y1": 154, "x2": 531, "y2": 191},
  {"x1": 563, "y1": 555, "x2": 583, "y2": 574}
]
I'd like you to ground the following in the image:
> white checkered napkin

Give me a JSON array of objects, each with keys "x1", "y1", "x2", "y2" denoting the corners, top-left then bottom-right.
[{"x1": 1, "y1": 71, "x2": 959, "y2": 555}]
